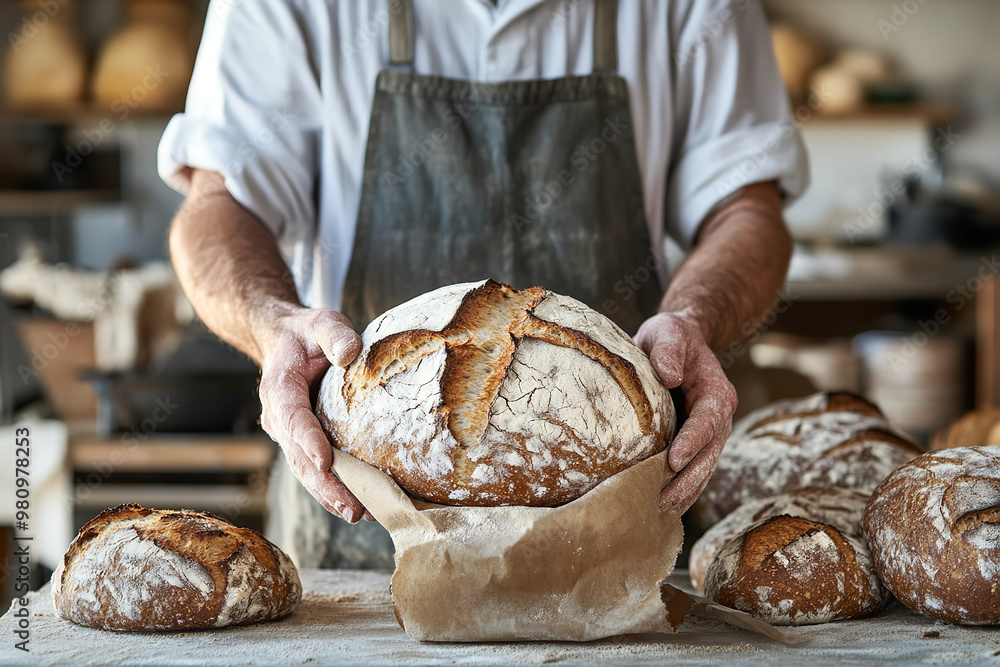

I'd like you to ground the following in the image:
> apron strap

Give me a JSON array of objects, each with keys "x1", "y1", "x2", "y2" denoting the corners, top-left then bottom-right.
[
  {"x1": 592, "y1": 0, "x2": 619, "y2": 73},
  {"x1": 388, "y1": 0, "x2": 414, "y2": 66}
]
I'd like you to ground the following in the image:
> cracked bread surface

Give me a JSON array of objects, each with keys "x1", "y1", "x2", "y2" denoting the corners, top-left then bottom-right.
[
  {"x1": 318, "y1": 280, "x2": 674, "y2": 507},
  {"x1": 863, "y1": 446, "x2": 1000, "y2": 624},
  {"x1": 690, "y1": 391, "x2": 922, "y2": 530},
  {"x1": 51, "y1": 504, "x2": 301, "y2": 631}
]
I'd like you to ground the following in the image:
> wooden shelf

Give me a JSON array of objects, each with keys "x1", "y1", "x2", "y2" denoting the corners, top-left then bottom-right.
[
  {"x1": 0, "y1": 103, "x2": 182, "y2": 125},
  {"x1": 807, "y1": 103, "x2": 959, "y2": 125},
  {"x1": 0, "y1": 189, "x2": 120, "y2": 215},
  {"x1": 70, "y1": 434, "x2": 274, "y2": 473},
  {"x1": 73, "y1": 484, "x2": 268, "y2": 514}
]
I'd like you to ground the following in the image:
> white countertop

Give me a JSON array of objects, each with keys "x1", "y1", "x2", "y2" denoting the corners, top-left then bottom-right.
[{"x1": 1, "y1": 569, "x2": 996, "y2": 666}]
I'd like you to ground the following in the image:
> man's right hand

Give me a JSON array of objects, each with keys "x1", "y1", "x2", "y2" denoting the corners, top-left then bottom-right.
[{"x1": 256, "y1": 304, "x2": 370, "y2": 523}]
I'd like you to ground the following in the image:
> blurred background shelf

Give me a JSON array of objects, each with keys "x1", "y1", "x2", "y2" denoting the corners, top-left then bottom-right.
[{"x1": 0, "y1": 189, "x2": 120, "y2": 215}]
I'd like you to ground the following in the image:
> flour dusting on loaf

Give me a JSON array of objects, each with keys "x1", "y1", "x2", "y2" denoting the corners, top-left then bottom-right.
[
  {"x1": 318, "y1": 280, "x2": 674, "y2": 506},
  {"x1": 863, "y1": 446, "x2": 1000, "y2": 624},
  {"x1": 705, "y1": 512, "x2": 886, "y2": 626},
  {"x1": 689, "y1": 486, "x2": 870, "y2": 593},
  {"x1": 52, "y1": 505, "x2": 301, "y2": 631},
  {"x1": 691, "y1": 392, "x2": 921, "y2": 529}
]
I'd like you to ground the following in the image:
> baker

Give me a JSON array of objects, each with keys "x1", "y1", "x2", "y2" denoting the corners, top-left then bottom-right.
[{"x1": 159, "y1": 0, "x2": 807, "y2": 569}]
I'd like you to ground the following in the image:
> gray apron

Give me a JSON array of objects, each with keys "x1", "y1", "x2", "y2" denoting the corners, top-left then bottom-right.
[{"x1": 267, "y1": 0, "x2": 664, "y2": 569}]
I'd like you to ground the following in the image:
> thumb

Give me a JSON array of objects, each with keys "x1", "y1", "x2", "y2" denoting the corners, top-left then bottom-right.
[
  {"x1": 313, "y1": 312, "x2": 362, "y2": 367},
  {"x1": 650, "y1": 338, "x2": 686, "y2": 388}
]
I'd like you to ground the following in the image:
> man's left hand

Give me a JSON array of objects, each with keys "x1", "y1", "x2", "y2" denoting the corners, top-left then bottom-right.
[{"x1": 634, "y1": 312, "x2": 738, "y2": 515}]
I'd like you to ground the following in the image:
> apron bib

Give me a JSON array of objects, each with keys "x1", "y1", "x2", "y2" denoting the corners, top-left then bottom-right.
[{"x1": 268, "y1": 0, "x2": 663, "y2": 569}]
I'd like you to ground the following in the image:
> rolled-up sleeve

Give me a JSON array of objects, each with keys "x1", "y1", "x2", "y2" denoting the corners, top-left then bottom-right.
[
  {"x1": 666, "y1": 0, "x2": 809, "y2": 248},
  {"x1": 157, "y1": 0, "x2": 321, "y2": 244}
]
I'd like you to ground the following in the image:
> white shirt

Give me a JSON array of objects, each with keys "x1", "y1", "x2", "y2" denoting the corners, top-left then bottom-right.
[{"x1": 158, "y1": 0, "x2": 808, "y2": 310}]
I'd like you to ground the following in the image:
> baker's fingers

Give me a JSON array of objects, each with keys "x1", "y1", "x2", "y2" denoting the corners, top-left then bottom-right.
[
  {"x1": 668, "y1": 388, "x2": 735, "y2": 472},
  {"x1": 310, "y1": 310, "x2": 362, "y2": 367},
  {"x1": 668, "y1": 350, "x2": 737, "y2": 472},
  {"x1": 260, "y1": 367, "x2": 334, "y2": 472},
  {"x1": 659, "y1": 427, "x2": 728, "y2": 515},
  {"x1": 635, "y1": 316, "x2": 687, "y2": 388},
  {"x1": 283, "y1": 440, "x2": 366, "y2": 523}
]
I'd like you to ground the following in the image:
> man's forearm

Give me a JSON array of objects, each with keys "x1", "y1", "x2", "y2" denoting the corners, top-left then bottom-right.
[
  {"x1": 169, "y1": 169, "x2": 301, "y2": 365},
  {"x1": 661, "y1": 181, "x2": 792, "y2": 353}
]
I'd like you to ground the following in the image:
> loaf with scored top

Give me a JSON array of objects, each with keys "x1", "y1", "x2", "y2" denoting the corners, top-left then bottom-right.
[
  {"x1": 690, "y1": 391, "x2": 922, "y2": 531},
  {"x1": 317, "y1": 279, "x2": 675, "y2": 507},
  {"x1": 695, "y1": 486, "x2": 887, "y2": 625},
  {"x1": 52, "y1": 504, "x2": 301, "y2": 631},
  {"x1": 863, "y1": 446, "x2": 1000, "y2": 625}
]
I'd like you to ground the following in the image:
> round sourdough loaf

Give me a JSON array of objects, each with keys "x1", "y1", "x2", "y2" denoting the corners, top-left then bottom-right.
[
  {"x1": 317, "y1": 280, "x2": 674, "y2": 507},
  {"x1": 689, "y1": 486, "x2": 872, "y2": 594},
  {"x1": 690, "y1": 391, "x2": 921, "y2": 530},
  {"x1": 863, "y1": 446, "x2": 1000, "y2": 624},
  {"x1": 52, "y1": 504, "x2": 301, "y2": 631},
  {"x1": 703, "y1": 509, "x2": 887, "y2": 625}
]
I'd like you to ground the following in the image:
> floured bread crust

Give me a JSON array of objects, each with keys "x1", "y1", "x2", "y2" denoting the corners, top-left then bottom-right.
[
  {"x1": 318, "y1": 280, "x2": 674, "y2": 507},
  {"x1": 690, "y1": 391, "x2": 922, "y2": 530},
  {"x1": 705, "y1": 512, "x2": 887, "y2": 626},
  {"x1": 689, "y1": 486, "x2": 871, "y2": 593},
  {"x1": 863, "y1": 446, "x2": 1000, "y2": 624},
  {"x1": 52, "y1": 504, "x2": 301, "y2": 631}
]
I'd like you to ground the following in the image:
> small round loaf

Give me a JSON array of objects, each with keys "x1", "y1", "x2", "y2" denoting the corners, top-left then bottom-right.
[
  {"x1": 863, "y1": 446, "x2": 1000, "y2": 624},
  {"x1": 689, "y1": 486, "x2": 871, "y2": 593},
  {"x1": 52, "y1": 504, "x2": 301, "y2": 631},
  {"x1": 317, "y1": 280, "x2": 674, "y2": 507},
  {"x1": 691, "y1": 391, "x2": 921, "y2": 530},
  {"x1": 704, "y1": 512, "x2": 887, "y2": 626}
]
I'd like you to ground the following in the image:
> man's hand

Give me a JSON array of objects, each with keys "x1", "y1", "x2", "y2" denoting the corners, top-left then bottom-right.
[
  {"x1": 257, "y1": 304, "x2": 370, "y2": 523},
  {"x1": 635, "y1": 312, "x2": 738, "y2": 515}
]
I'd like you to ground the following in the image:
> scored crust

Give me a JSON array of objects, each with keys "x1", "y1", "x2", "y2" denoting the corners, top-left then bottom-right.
[
  {"x1": 705, "y1": 514, "x2": 887, "y2": 626},
  {"x1": 318, "y1": 280, "x2": 673, "y2": 507},
  {"x1": 863, "y1": 446, "x2": 1000, "y2": 624},
  {"x1": 690, "y1": 391, "x2": 921, "y2": 530},
  {"x1": 689, "y1": 486, "x2": 870, "y2": 593},
  {"x1": 52, "y1": 504, "x2": 301, "y2": 631}
]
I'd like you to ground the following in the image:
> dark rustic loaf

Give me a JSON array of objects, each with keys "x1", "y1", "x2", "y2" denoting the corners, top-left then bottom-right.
[
  {"x1": 863, "y1": 446, "x2": 1000, "y2": 625},
  {"x1": 52, "y1": 504, "x2": 301, "y2": 631},
  {"x1": 317, "y1": 279, "x2": 674, "y2": 507},
  {"x1": 703, "y1": 507, "x2": 887, "y2": 626},
  {"x1": 690, "y1": 391, "x2": 921, "y2": 530},
  {"x1": 689, "y1": 486, "x2": 872, "y2": 593}
]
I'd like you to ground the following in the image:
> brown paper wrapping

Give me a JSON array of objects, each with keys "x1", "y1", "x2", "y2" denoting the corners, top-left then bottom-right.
[
  {"x1": 332, "y1": 447, "x2": 688, "y2": 641},
  {"x1": 332, "y1": 448, "x2": 807, "y2": 646}
]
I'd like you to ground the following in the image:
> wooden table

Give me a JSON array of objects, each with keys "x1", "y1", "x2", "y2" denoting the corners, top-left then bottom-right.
[{"x1": 1, "y1": 569, "x2": 997, "y2": 666}]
